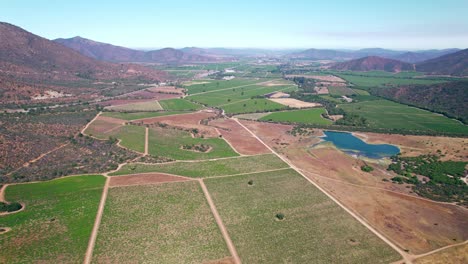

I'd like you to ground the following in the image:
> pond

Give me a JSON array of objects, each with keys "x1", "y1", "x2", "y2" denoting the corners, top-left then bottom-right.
[{"x1": 320, "y1": 131, "x2": 400, "y2": 159}]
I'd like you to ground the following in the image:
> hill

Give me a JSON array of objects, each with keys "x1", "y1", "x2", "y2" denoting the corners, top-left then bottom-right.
[
  {"x1": 330, "y1": 56, "x2": 414, "y2": 72},
  {"x1": 55, "y1": 37, "x2": 216, "y2": 63},
  {"x1": 0, "y1": 22, "x2": 165, "y2": 81},
  {"x1": 0, "y1": 22, "x2": 166, "y2": 105},
  {"x1": 391, "y1": 49, "x2": 460, "y2": 63},
  {"x1": 286, "y1": 48, "x2": 354, "y2": 60},
  {"x1": 416, "y1": 49, "x2": 468, "y2": 76},
  {"x1": 54, "y1": 36, "x2": 146, "y2": 62},
  {"x1": 371, "y1": 81, "x2": 468, "y2": 123}
]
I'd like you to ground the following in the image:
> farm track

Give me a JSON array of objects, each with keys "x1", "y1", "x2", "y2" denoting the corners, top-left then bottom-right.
[
  {"x1": 83, "y1": 175, "x2": 109, "y2": 264},
  {"x1": 199, "y1": 179, "x2": 241, "y2": 264},
  {"x1": 232, "y1": 118, "x2": 412, "y2": 263}
]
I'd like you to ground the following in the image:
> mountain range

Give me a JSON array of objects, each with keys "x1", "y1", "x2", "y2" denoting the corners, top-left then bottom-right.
[
  {"x1": 287, "y1": 48, "x2": 460, "y2": 63},
  {"x1": 54, "y1": 37, "x2": 218, "y2": 63}
]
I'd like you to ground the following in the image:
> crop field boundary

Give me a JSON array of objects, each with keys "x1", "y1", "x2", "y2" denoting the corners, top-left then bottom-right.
[
  {"x1": 198, "y1": 179, "x2": 241, "y2": 264},
  {"x1": 233, "y1": 118, "x2": 410, "y2": 263}
]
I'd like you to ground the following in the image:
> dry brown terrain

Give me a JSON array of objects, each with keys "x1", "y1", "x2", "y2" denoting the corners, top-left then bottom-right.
[
  {"x1": 239, "y1": 120, "x2": 468, "y2": 255},
  {"x1": 354, "y1": 132, "x2": 468, "y2": 161},
  {"x1": 139, "y1": 111, "x2": 219, "y2": 137},
  {"x1": 109, "y1": 173, "x2": 192, "y2": 187},
  {"x1": 208, "y1": 118, "x2": 271, "y2": 155},
  {"x1": 413, "y1": 243, "x2": 468, "y2": 264}
]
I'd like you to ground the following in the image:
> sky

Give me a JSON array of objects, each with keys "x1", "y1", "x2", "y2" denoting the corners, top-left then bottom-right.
[{"x1": 2, "y1": 0, "x2": 468, "y2": 50}]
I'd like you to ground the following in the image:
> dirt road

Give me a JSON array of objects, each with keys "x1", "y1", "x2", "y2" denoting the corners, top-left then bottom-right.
[{"x1": 199, "y1": 179, "x2": 241, "y2": 264}]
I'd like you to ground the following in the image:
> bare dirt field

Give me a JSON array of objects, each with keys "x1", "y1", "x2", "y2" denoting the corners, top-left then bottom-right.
[
  {"x1": 105, "y1": 100, "x2": 163, "y2": 112},
  {"x1": 98, "y1": 99, "x2": 155, "y2": 107},
  {"x1": 146, "y1": 86, "x2": 185, "y2": 95},
  {"x1": 240, "y1": 120, "x2": 468, "y2": 255},
  {"x1": 329, "y1": 115, "x2": 344, "y2": 121},
  {"x1": 109, "y1": 173, "x2": 192, "y2": 187},
  {"x1": 268, "y1": 98, "x2": 322, "y2": 108},
  {"x1": 285, "y1": 74, "x2": 346, "y2": 82},
  {"x1": 208, "y1": 118, "x2": 271, "y2": 155},
  {"x1": 139, "y1": 111, "x2": 219, "y2": 137},
  {"x1": 84, "y1": 116, "x2": 125, "y2": 138},
  {"x1": 354, "y1": 132, "x2": 468, "y2": 161},
  {"x1": 314, "y1": 86, "x2": 330, "y2": 94}
]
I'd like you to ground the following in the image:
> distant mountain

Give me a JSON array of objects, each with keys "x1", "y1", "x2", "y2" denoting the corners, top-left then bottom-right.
[
  {"x1": 286, "y1": 48, "x2": 354, "y2": 60},
  {"x1": 416, "y1": 49, "x2": 468, "y2": 76},
  {"x1": 0, "y1": 22, "x2": 165, "y2": 82},
  {"x1": 54, "y1": 36, "x2": 146, "y2": 62},
  {"x1": 181, "y1": 47, "x2": 295, "y2": 57},
  {"x1": 0, "y1": 22, "x2": 167, "y2": 104},
  {"x1": 372, "y1": 81, "x2": 468, "y2": 123},
  {"x1": 286, "y1": 48, "x2": 461, "y2": 63},
  {"x1": 54, "y1": 37, "x2": 216, "y2": 63},
  {"x1": 391, "y1": 49, "x2": 461, "y2": 63},
  {"x1": 330, "y1": 56, "x2": 414, "y2": 72}
]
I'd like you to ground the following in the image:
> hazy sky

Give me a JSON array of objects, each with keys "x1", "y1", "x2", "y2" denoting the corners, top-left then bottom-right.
[{"x1": 2, "y1": 0, "x2": 468, "y2": 50}]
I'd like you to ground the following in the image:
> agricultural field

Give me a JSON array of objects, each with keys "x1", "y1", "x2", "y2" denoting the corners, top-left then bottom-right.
[
  {"x1": 333, "y1": 73, "x2": 446, "y2": 88},
  {"x1": 328, "y1": 86, "x2": 356, "y2": 96},
  {"x1": 101, "y1": 111, "x2": 183, "y2": 121},
  {"x1": 259, "y1": 108, "x2": 332, "y2": 125},
  {"x1": 0, "y1": 175, "x2": 105, "y2": 263},
  {"x1": 204, "y1": 169, "x2": 401, "y2": 263},
  {"x1": 147, "y1": 126, "x2": 239, "y2": 160},
  {"x1": 158, "y1": 98, "x2": 203, "y2": 111},
  {"x1": 104, "y1": 100, "x2": 163, "y2": 112},
  {"x1": 222, "y1": 99, "x2": 287, "y2": 114},
  {"x1": 93, "y1": 181, "x2": 231, "y2": 263},
  {"x1": 339, "y1": 100, "x2": 468, "y2": 135},
  {"x1": 109, "y1": 125, "x2": 146, "y2": 153},
  {"x1": 184, "y1": 78, "x2": 266, "y2": 95},
  {"x1": 110, "y1": 154, "x2": 288, "y2": 177}
]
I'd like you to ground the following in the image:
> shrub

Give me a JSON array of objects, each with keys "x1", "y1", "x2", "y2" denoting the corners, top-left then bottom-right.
[{"x1": 275, "y1": 213, "x2": 285, "y2": 220}]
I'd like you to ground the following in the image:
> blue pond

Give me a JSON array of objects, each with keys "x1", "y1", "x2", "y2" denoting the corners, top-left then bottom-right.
[{"x1": 320, "y1": 131, "x2": 400, "y2": 159}]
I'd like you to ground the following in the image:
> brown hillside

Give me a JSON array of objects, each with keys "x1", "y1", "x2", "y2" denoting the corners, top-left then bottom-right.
[
  {"x1": 416, "y1": 49, "x2": 468, "y2": 76},
  {"x1": 330, "y1": 56, "x2": 414, "y2": 72},
  {"x1": 0, "y1": 22, "x2": 166, "y2": 81}
]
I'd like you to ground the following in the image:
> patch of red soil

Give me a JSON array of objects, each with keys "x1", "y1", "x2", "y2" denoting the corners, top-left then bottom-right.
[
  {"x1": 209, "y1": 118, "x2": 270, "y2": 155},
  {"x1": 109, "y1": 173, "x2": 191, "y2": 187}
]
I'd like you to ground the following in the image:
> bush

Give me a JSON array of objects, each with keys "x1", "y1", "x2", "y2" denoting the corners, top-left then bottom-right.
[
  {"x1": 361, "y1": 165, "x2": 374, "y2": 172},
  {"x1": 0, "y1": 201, "x2": 22, "y2": 212},
  {"x1": 275, "y1": 213, "x2": 285, "y2": 220}
]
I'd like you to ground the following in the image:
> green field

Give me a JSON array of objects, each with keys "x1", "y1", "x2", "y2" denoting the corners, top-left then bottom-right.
[
  {"x1": 159, "y1": 98, "x2": 203, "y2": 111},
  {"x1": 0, "y1": 175, "x2": 105, "y2": 263},
  {"x1": 339, "y1": 100, "x2": 468, "y2": 134},
  {"x1": 93, "y1": 181, "x2": 230, "y2": 263},
  {"x1": 105, "y1": 101, "x2": 163, "y2": 111},
  {"x1": 333, "y1": 73, "x2": 446, "y2": 88},
  {"x1": 148, "y1": 127, "x2": 239, "y2": 160},
  {"x1": 260, "y1": 108, "x2": 332, "y2": 125},
  {"x1": 328, "y1": 86, "x2": 356, "y2": 96},
  {"x1": 184, "y1": 78, "x2": 266, "y2": 95},
  {"x1": 101, "y1": 111, "x2": 184, "y2": 120},
  {"x1": 110, "y1": 154, "x2": 287, "y2": 177},
  {"x1": 222, "y1": 99, "x2": 287, "y2": 114},
  {"x1": 204, "y1": 169, "x2": 401, "y2": 263},
  {"x1": 187, "y1": 83, "x2": 297, "y2": 114},
  {"x1": 110, "y1": 125, "x2": 146, "y2": 153}
]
